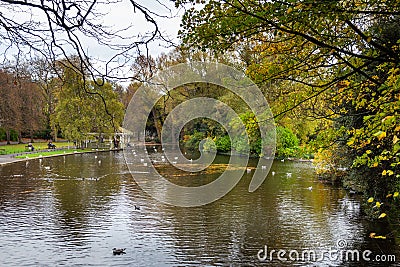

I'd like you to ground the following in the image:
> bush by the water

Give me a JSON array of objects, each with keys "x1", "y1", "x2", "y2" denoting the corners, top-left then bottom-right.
[
  {"x1": 215, "y1": 135, "x2": 231, "y2": 152},
  {"x1": 183, "y1": 125, "x2": 307, "y2": 159},
  {"x1": 276, "y1": 126, "x2": 299, "y2": 158},
  {"x1": 184, "y1": 131, "x2": 205, "y2": 151},
  {"x1": 202, "y1": 137, "x2": 217, "y2": 152}
]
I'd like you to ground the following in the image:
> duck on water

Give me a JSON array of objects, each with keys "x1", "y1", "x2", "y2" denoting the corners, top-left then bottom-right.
[{"x1": 113, "y1": 248, "x2": 126, "y2": 255}]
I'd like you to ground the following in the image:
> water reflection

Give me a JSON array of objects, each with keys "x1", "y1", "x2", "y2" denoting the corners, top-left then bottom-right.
[{"x1": 0, "y1": 150, "x2": 398, "y2": 266}]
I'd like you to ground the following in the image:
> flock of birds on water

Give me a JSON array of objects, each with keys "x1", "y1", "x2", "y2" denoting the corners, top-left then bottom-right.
[
  {"x1": 19, "y1": 149, "x2": 356, "y2": 259},
  {"x1": 31, "y1": 146, "x2": 321, "y2": 256},
  {"x1": 34, "y1": 147, "x2": 315, "y2": 194}
]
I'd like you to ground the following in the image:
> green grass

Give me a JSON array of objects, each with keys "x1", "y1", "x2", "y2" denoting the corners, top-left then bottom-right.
[
  {"x1": 0, "y1": 142, "x2": 73, "y2": 155},
  {"x1": 15, "y1": 148, "x2": 93, "y2": 159}
]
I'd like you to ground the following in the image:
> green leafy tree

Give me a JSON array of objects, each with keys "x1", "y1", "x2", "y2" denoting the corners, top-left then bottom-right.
[
  {"x1": 54, "y1": 66, "x2": 124, "y2": 147},
  {"x1": 178, "y1": 0, "x2": 400, "y2": 200},
  {"x1": 229, "y1": 112, "x2": 261, "y2": 155},
  {"x1": 215, "y1": 135, "x2": 231, "y2": 152},
  {"x1": 276, "y1": 126, "x2": 299, "y2": 158}
]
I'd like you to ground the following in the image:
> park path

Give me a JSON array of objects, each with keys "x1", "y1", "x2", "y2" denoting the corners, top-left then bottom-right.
[{"x1": 0, "y1": 154, "x2": 20, "y2": 165}]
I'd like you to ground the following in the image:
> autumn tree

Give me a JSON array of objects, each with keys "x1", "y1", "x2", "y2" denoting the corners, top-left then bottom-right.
[
  {"x1": 29, "y1": 58, "x2": 62, "y2": 141},
  {"x1": 17, "y1": 75, "x2": 45, "y2": 142},
  {"x1": 178, "y1": 0, "x2": 400, "y2": 197},
  {"x1": 0, "y1": 67, "x2": 45, "y2": 143},
  {"x1": 0, "y1": 70, "x2": 20, "y2": 143},
  {"x1": 54, "y1": 65, "x2": 124, "y2": 147}
]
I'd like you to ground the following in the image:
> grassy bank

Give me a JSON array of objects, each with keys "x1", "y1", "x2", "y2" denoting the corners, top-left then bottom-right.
[
  {"x1": 0, "y1": 142, "x2": 72, "y2": 155},
  {"x1": 15, "y1": 148, "x2": 93, "y2": 159}
]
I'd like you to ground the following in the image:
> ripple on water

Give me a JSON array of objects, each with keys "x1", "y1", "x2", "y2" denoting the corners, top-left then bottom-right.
[{"x1": 0, "y1": 154, "x2": 398, "y2": 266}]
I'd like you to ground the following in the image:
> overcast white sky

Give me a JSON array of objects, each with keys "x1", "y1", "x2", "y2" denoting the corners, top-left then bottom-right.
[
  {"x1": 94, "y1": 0, "x2": 183, "y2": 56},
  {"x1": 0, "y1": 0, "x2": 185, "y2": 84},
  {"x1": 85, "y1": 0, "x2": 185, "y2": 83}
]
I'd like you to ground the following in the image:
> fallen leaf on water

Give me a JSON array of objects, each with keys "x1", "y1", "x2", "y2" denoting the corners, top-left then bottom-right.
[
  {"x1": 369, "y1": 232, "x2": 376, "y2": 238},
  {"x1": 369, "y1": 233, "x2": 387, "y2": 239}
]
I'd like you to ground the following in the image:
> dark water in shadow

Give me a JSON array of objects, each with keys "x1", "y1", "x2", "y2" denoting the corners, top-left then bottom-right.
[{"x1": 0, "y1": 149, "x2": 398, "y2": 266}]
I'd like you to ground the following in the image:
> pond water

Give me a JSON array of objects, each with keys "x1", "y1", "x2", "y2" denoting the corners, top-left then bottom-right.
[{"x1": 0, "y1": 148, "x2": 399, "y2": 266}]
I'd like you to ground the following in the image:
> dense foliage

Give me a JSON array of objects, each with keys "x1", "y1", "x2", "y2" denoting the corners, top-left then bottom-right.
[
  {"x1": 177, "y1": 0, "x2": 400, "y2": 196},
  {"x1": 54, "y1": 65, "x2": 124, "y2": 147},
  {"x1": 0, "y1": 61, "x2": 125, "y2": 146},
  {"x1": 0, "y1": 69, "x2": 44, "y2": 143}
]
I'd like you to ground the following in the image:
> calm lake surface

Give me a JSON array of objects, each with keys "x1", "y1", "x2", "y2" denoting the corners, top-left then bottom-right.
[{"x1": 0, "y1": 148, "x2": 399, "y2": 266}]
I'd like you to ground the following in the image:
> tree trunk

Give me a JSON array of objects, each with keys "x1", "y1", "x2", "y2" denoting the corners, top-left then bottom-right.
[
  {"x1": 52, "y1": 127, "x2": 58, "y2": 142},
  {"x1": 19, "y1": 131, "x2": 23, "y2": 144},
  {"x1": 171, "y1": 119, "x2": 179, "y2": 150},
  {"x1": 151, "y1": 108, "x2": 162, "y2": 143},
  {"x1": 30, "y1": 129, "x2": 34, "y2": 143},
  {"x1": 6, "y1": 129, "x2": 10, "y2": 145}
]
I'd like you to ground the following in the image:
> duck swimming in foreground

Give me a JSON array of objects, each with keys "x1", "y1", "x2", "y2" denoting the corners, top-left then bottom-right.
[{"x1": 113, "y1": 248, "x2": 126, "y2": 255}]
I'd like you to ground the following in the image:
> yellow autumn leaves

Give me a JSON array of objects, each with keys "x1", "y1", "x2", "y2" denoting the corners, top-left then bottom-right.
[
  {"x1": 367, "y1": 192, "x2": 398, "y2": 221},
  {"x1": 378, "y1": 213, "x2": 387, "y2": 219},
  {"x1": 367, "y1": 195, "x2": 392, "y2": 240},
  {"x1": 382, "y1": 169, "x2": 394, "y2": 176},
  {"x1": 373, "y1": 130, "x2": 386, "y2": 141},
  {"x1": 347, "y1": 128, "x2": 395, "y2": 147}
]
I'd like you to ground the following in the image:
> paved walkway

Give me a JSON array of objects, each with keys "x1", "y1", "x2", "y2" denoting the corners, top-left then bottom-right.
[{"x1": 0, "y1": 154, "x2": 20, "y2": 165}]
